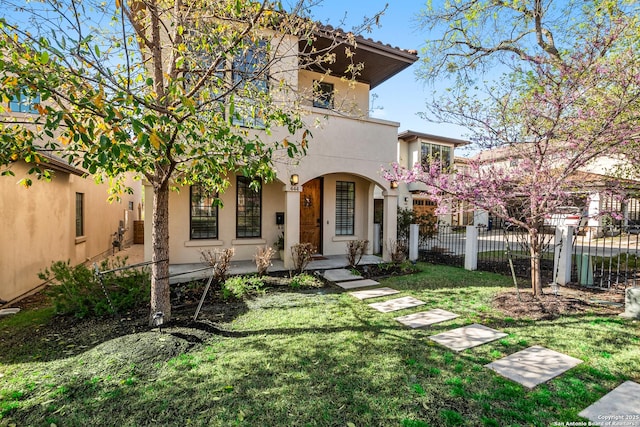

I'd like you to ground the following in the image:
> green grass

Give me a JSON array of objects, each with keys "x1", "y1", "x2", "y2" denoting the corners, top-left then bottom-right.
[{"x1": 1, "y1": 264, "x2": 639, "y2": 426}]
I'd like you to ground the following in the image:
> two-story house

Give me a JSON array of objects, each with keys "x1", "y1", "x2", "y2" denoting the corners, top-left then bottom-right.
[
  {"x1": 395, "y1": 130, "x2": 469, "y2": 225},
  {"x1": 142, "y1": 26, "x2": 419, "y2": 268},
  {"x1": 1, "y1": 92, "x2": 143, "y2": 303}
]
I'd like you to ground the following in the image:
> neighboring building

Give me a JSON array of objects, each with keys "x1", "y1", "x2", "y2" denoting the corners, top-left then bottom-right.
[
  {"x1": 143, "y1": 26, "x2": 419, "y2": 268},
  {"x1": 470, "y1": 146, "x2": 640, "y2": 230},
  {"x1": 395, "y1": 130, "x2": 469, "y2": 224},
  {"x1": 1, "y1": 94, "x2": 143, "y2": 303}
]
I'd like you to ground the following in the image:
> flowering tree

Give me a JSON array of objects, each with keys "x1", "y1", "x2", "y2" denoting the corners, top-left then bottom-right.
[
  {"x1": 0, "y1": 0, "x2": 382, "y2": 323},
  {"x1": 387, "y1": 0, "x2": 640, "y2": 295}
]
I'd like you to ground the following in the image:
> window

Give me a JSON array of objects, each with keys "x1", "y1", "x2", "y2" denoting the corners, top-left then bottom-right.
[
  {"x1": 420, "y1": 143, "x2": 452, "y2": 169},
  {"x1": 336, "y1": 181, "x2": 355, "y2": 235},
  {"x1": 9, "y1": 91, "x2": 40, "y2": 114},
  {"x1": 190, "y1": 185, "x2": 218, "y2": 239},
  {"x1": 75, "y1": 193, "x2": 84, "y2": 237},
  {"x1": 236, "y1": 176, "x2": 261, "y2": 238},
  {"x1": 232, "y1": 40, "x2": 269, "y2": 128},
  {"x1": 313, "y1": 81, "x2": 334, "y2": 109}
]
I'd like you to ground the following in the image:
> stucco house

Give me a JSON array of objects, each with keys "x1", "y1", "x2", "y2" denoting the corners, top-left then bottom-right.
[
  {"x1": 1, "y1": 94, "x2": 143, "y2": 303},
  {"x1": 394, "y1": 130, "x2": 470, "y2": 225},
  {"x1": 143, "y1": 26, "x2": 419, "y2": 268}
]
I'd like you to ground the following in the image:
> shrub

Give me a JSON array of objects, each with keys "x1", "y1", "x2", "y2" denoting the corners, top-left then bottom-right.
[
  {"x1": 346, "y1": 239, "x2": 369, "y2": 267},
  {"x1": 290, "y1": 273, "x2": 323, "y2": 289},
  {"x1": 387, "y1": 239, "x2": 408, "y2": 264},
  {"x1": 254, "y1": 246, "x2": 276, "y2": 276},
  {"x1": 39, "y1": 258, "x2": 150, "y2": 318},
  {"x1": 221, "y1": 276, "x2": 264, "y2": 300},
  {"x1": 397, "y1": 207, "x2": 438, "y2": 246},
  {"x1": 291, "y1": 243, "x2": 315, "y2": 273},
  {"x1": 200, "y1": 248, "x2": 235, "y2": 283}
]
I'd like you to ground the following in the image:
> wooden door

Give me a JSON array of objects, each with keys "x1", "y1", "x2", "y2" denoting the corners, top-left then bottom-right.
[{"x1": 300, "y1": 178, "x2": 322, "y2": 253}]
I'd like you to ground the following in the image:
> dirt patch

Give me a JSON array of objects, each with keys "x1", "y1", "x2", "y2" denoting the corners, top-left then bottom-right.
[
  {"x1": 493, "y1": 285, "x2": 625, "y2": 320},
  {"x1": 0, "y1": 275, "x2": 323, "y2": 364}
]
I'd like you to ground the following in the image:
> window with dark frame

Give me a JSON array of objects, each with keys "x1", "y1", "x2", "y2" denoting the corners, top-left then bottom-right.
[
  {"x1": 335, "y1": 181, "x2": 355, "y2": 235},
  {"x1": 232, "y1": 40, "x2": 269, "y2": 128},
  {"x1": 9, "y1": 91, "x2": 40, "y2": 114},
  {"x1": 190, "y1": 185, "x2": 218, "y2": 240},
  {"x1": 313, "y1": 81, "x2": 334, "y2": 109},
  {"x1": 236, "y1": 176, "x2": 262, "y2": 238},
  {"x1": 75, "y1": 193, "x2": 84, "y2": 237},
  {"x1": 420, "y1": 142, "x2": 452, "y2": 169}
]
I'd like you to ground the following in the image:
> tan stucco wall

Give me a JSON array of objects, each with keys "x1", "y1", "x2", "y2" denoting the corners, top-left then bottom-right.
[
  {"x1": 298, "y1": 70, "x2": 369, "y2": 116},
  {"x1": 144, "y1": 176, "x2": 287, "y2": 264},
  {"x1": 0, "y1": 162, "x2": 142, "y2": 302}
]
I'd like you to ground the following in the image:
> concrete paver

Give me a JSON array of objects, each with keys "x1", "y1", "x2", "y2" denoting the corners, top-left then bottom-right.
[
  {"x1": 323, "y1": 269, "x2": 362, "y2": 282},
  {"x1": 368, "y1": 296, "x2": 425, "y2": 313},
  {"x1": 395, "y1": 309, "x2": 459, "y2": 328},
  {"x1": 429, "y1": 323, "x2": 508, "y2": 352},
  {"x1": 336, "y1": 279, "x2": 381, "y2": 290},
  {"x1": 348, "y1": 287, "x2": 400, "y2": 300},
  {"x1": 485, "y1": 345, "x2": 582, "y2": 388},
  {"x1": 579, "y1": 381, "x2": 640, "y2": 426}
]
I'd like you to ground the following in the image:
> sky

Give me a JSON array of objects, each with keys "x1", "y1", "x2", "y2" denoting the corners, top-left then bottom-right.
[{"x1": 308, "y1": 0, "x2": 469, "y2": 141}]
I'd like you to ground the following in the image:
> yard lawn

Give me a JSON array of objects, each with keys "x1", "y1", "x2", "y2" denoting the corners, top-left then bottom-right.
[{"x1": 1, "y1": 263, "x2": 638, "y2": 426}]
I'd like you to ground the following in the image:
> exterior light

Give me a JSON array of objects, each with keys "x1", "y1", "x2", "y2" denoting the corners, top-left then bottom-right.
[
  {"x1": 390, "y1": 181, "x2": 398, "y2": 189},
  {"x1": 290, "y1": 174, "x2": 299, "y2": 185}
]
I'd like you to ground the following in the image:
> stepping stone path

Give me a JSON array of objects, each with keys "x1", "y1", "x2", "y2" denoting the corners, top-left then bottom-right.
[
  {"x1": 394, "y1": 309, "x2": 459, "y2": 328},
  {"x1": 324, "y1": 267, "x2": 624, "y2": 418},
  {"x1": 348, "y1": 287, "x2": 400, "y2": 300},
  {"x1": 368, "y1": 296, "x2": 426, "y2": 313},
  {"x1": 429, "y1": 324, "x2": 508, "y2": 352},
  {"x1": 485, "y1": 345, "x2": 583, "y2": 389},
  {"x1": 579, "y1": 381, "x2": 640, "y2": 426}
]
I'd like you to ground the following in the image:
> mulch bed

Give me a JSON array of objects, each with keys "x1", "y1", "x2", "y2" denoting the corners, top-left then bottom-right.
[{"x1": 492, "y1": 285, "x2": 625, "y2": 320}]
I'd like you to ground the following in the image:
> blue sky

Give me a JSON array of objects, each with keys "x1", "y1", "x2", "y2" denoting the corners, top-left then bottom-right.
[{"x1": 310, "y1": 0, "x2": 468, "y2": 140}]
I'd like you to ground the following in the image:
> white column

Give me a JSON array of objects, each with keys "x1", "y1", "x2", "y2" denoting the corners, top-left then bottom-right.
[
  {"x1": 464, "y1": 225, "x2": 478, "y2": 271},
  {"x1": 553, "y1": 226, "x2": 574, "y2": 285},
  {"x1": 409, "y1": 224, "x2": 419, "y2": 262},
  {"x1": 283, "y1": 185, "x2": 301, "y2": 269},
  {"x1": 382, "y1": 191, "x2": 398, "y2": 262}
]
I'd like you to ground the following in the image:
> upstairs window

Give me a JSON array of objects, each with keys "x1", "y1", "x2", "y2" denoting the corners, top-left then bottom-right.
[
  {"x1": 232, "y1": 40, "x2": 269, "y2": 128},
  {"x1": 9, "y1": 91, "x2": 40, "y2": 114},
  {"x1": 313, "y1": 81, "x2": 334, "y2": 109},
  {"x1": 190, "y1": 185, "x2": 218, "y2": 240},
  {"x1": 421, "y1": 143, "x2": 452, "y2": 169}
]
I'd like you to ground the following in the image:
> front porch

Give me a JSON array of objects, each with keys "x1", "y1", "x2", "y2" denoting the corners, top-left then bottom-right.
[{"x1": 167, "y1": 253, "x2": 384, "y2": 284}]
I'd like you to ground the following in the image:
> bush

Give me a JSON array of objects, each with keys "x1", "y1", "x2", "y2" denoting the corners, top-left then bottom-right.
[
  {"x1": 346, "y1": 239, "x2": 369, "y2": 267},
  {"x1": 200, "y1": 248, "x2": 235, "y2": 283},
  {"x1": 221, "y1": 276, "x2": 264, "y2": 300},
  {"x1": 291, "y1": 243, "x2": 315, "y2": 273},
  {"x1": 289, "y1": 273, "x2": 323, "y2": 289},
  {"x1": 254, "y1": 246, "x2": 276, "y2": 276},
  {"x1": 397, "y1": 207, "x2": 438, "y2": 245},
  {"x1": 39, "y1": 258, "x2": 150, "y2": 318}
]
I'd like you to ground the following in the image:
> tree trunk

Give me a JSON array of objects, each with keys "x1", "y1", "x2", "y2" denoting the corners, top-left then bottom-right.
[
  {"x1": 529, "y1": 229, "x2": 543, "y2": 296},
  {"x1": 149, "y1": 180, "x2": 171, "y2": 326}
]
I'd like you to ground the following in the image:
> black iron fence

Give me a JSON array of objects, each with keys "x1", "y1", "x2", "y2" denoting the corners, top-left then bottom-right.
[
  {"x1": 416, "y1": 224, "x2": 640, "y2": 290},
  {"x1": 571, "y1": 226, "x2": 640, "y2": 290}
]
